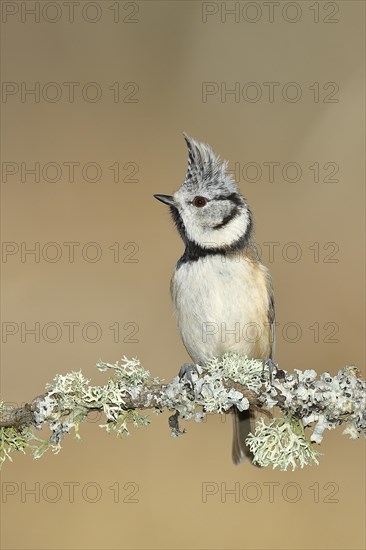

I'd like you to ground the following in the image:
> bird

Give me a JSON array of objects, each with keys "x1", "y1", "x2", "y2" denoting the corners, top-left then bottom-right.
[{"x1": 154, "y1": 133, "x2": 275, "y2": 465}]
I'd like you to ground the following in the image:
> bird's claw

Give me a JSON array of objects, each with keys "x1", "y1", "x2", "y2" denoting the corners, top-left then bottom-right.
[
  {"x1": 262, "y1": 358, "x2": 278, "y2": 385},
  {"x1": 179, "y1": 363, "x2": 199, "y2": 391}
]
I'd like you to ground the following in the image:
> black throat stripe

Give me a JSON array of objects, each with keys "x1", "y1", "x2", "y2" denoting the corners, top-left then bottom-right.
[
  {"x1": 176, "y1": 214, "x2": 253, "y2": 267},
  {"x1": 176, "y1": 232, "x2": 252, "y2": 267}
]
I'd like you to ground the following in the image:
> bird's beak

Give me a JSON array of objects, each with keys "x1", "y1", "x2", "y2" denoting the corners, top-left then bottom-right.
[{"x1": 153, "y1": 194, "x2": 176, "y2": 207}]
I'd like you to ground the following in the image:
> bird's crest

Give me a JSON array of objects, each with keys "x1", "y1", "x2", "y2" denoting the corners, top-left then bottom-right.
[{"x1": 182, "y1": 133, "x2": 230, "y2": 191}]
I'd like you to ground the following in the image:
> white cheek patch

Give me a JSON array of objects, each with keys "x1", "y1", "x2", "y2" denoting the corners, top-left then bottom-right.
[{"x1": 185, "y1": 208, "x2": 250, "y2": 248}]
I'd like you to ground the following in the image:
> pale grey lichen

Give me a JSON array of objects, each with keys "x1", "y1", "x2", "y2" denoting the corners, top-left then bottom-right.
[
  {"x1": 0, "y1": 406, "x2": 34, "y2": 467},
  {"x1": 246, "y1": 416, "x2": 321, "y2": 471},
  {"x1": 0, "y1": 358, "x2": 158, "y2": 466},
  {"x1": 264, "y1": 364, "x2": 366, "y2": 443},
  {"x1": 0, "y1": 354, "x2": 365, "y2": 470},
  {"x1": 158, "y1": 354, "x2": 252, "y2": 427},
  {"x1": 203, "y1": 353, "x2": 265, "y2": 391}
]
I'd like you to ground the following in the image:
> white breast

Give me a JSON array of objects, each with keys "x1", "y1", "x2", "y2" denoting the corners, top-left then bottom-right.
[{"x1": 171, "y1": 255, "x2": 272, "y2": 364}]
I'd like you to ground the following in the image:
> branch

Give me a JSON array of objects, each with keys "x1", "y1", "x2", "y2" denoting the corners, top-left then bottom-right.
[{"x1": 0, "y1": 353, "x2": 365, "y2": 470}]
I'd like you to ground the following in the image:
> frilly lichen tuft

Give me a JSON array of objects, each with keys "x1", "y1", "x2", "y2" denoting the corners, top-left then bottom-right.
[
  {"x1": 246, "y1": 415, "x2": 321, "y2": 471},
  {"x1": 204, "y1": 352, "x2": 266, "y2": 391},
  {"x1": 0, "y1": 422, "x2": 34, "y2": 467}
]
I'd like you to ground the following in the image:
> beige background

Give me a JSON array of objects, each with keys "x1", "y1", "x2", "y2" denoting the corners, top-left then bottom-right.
[{"x1": 0, "y1": 1, "x2": 365, "y2": 549}]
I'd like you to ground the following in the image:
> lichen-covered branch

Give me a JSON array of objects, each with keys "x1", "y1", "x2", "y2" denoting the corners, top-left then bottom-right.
[{"x1": 0, "y1": 353, "x2": 365, "y2": 471}]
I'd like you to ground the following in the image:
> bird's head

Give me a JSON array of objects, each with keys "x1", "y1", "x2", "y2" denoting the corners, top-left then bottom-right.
[{"x1": 154, "y1": 133, "x2": 253, "y2": 251}]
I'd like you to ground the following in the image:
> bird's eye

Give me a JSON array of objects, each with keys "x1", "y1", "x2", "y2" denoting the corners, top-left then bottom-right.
[{"x1": 193, "y1": 196, "x2": 207, "y2": 208}]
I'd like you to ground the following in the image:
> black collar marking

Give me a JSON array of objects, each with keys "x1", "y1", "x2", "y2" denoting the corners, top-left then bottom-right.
[{"x1": 169, "y1": 193, "x2": 253, "y2": 267}]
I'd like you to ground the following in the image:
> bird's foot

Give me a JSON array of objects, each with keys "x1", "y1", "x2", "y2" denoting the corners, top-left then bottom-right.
[
  {"x1": 179, "y1": 363, "x2": 200, "y2": 391},
  {"x1": 262, "y1": 358, "x2": 278, "y2": 385}
]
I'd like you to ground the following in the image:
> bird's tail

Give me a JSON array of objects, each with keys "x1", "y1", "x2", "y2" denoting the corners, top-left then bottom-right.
[{"x1": 231, "y1": 408, "x2": 258, "y2": 466}]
